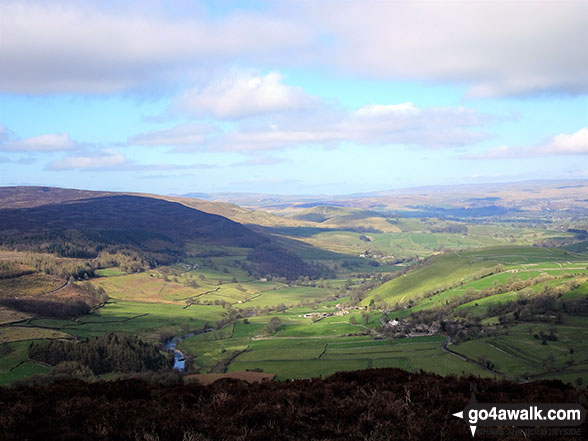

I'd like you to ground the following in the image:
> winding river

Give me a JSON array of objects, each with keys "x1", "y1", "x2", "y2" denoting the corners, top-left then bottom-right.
[
  {"x1": 164, "y1": 328, "x2": 213, "y2": 370},
  {"x1": 164, "y1": 336, "x2": 189, "y2": 370}
]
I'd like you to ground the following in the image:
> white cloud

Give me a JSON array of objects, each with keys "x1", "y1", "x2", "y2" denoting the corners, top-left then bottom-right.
[
  {"x1": 0, "y1": 1, "x2": 314, "y2": 94},
  {"x1": 128, "y1": 123, "x2": 216, "y2": 149},
  {"x1": 0, "y1": 133, "x2": 76, "y2": 152},
  {"x1": 305, "y1": 1, "x2": 588, "y2": 96},
  {"x1": 131, "y1": 102, "x2": 490, "y2": 152},
  {"x1": 1, "y1": 1, "x2": 585, "y2": 96},
  {"x1": 463, "y1": 127, "x2": 588, "y2": 159},
  {"x1": 173, "y1": 70, "x2": 317, "y2": 118},
  {"x1": 216, "y1": 127, "x2": 346, "y2": 152},
  {"x1": 47, "y1": 147, "x2": 218, "y2": 171},
  {"x1": 353, "y1": 103, "x2": 420, "y2": 118},
  {"x1": 547, "y1": 128, "x2": 588, "y2": 155},
  {"x1": 232, "y1": 157, "x2": 285, "y2": 166},
  {"x1": 48, "y1": 149, "x2": 127, "y2": 170}
]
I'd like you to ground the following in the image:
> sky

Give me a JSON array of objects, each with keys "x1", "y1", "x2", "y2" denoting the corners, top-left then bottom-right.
[{"x1": 0, "y1": 0, "x2": 587, "y2": 195}]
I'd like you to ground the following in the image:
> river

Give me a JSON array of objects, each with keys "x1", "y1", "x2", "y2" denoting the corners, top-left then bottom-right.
[
  {"x1": 164, "y1": 328, "x2": 213, "y2": 370},
  {"x1": 164, "y1": 336, "x2": 188, "y2": 370}
]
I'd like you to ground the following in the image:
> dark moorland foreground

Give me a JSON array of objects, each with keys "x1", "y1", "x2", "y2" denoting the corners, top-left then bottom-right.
[{"x1": 0, "y1": 368, "x2": 586, "y2": 441}]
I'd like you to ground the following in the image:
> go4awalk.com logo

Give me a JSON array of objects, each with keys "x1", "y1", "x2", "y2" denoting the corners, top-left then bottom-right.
[{"x1": 452, "y1": 393, "x2": 586, "y2": 437}]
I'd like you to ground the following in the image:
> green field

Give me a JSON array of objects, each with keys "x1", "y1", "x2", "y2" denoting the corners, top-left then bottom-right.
[
  {"x1": 224, "y1": 335, "x2": 494, "y2": 380},
  {"x1": 364, "y1": 246, "x2": 587, "y2": 307},
  {"x1": 0, "y1": 340, "x2": 50, "y2": 386},
  {"x1": 19, "y1": 300, "x2": 226, "y2": 340},
  {"x1": 452, "y1": 316, "x2": 588, "y2": 384}
]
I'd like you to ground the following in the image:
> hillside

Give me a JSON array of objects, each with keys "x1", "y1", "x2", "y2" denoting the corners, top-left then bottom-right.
[
  {"x1": 203, "y1": 179, "x2": 588, "y2": 218},
  {"x1": 0, "y1": 187, "x2": 312, "y2": 230},
  {"x1": 0, "y1": 368, "x2": 583, "y2": 441},
  {"x1": 151, "y1": 194, "x2": 314, "y2": 229},
  {"x1": 0, "y1": 186, "x2": 115, "y2": 209},
  {"x1": 288, "y1": 206, "x2": 401, "y2": 233},
  {"x1": 0, "y1": 195, "x2": 267, "y2": 248},
  {"x1": 362, "y1": 246, "x2": 583, "y2": 306}
]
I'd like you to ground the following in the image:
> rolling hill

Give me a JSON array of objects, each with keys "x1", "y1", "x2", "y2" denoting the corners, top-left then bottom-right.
[
  {"x1": 0, "y1": 186, "x2": 315, "y2": 230},
  {"x1": 0, "y1": 194, "x2": 267, "y2": 248},
  {"x1": 288, "y1": 205, "x2": 401, "y2": 232},
  {"x1": 198, "y1": 179, "x2": 588, "y2": 218}
]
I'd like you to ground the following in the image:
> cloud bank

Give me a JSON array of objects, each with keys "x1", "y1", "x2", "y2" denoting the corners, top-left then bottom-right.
[
  {"x1": 0, "y1": 1, "x2": 585, "y2": 96},
  {"x1": 463, "y1": 128, "x2": 588, "y2": 159},
  {"x1": 172, "y1": 70, "x2": 317, "y2": 118},
  {"x1": 131, "y1": 101, "x2": 490, "y2": 151}
]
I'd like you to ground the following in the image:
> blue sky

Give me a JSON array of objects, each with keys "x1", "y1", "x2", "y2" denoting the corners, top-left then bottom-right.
[{"x1": 0, "y1": 0, "x2": 586, "y2": 195}]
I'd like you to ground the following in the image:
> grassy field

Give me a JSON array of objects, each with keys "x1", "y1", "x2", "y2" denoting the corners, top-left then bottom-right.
[
  {"x1": 90, "y1": 265, "x2": 339, "y2": 309},
  {"x1": 0, "y1": 340, "x2": 51, "y2": 386},
  {"x1": 363, "y1": 246, "x2": 587, "y2": 307},
  {"x1": 0, "y1": 273, "x2": 65, "y2": 297},
  {"x1": 0, "y1": 306, "x2": 31, "y2": 325},
  {"x1": 18, "y1": 300, "x2": 226, "y2": 341},
  {"x1": 0, "y1": 326, "x2": 71, "y2": 344},
  {"x1": 268, "y1": 220, "x2": 571, "y2": 261},
  {"x1": 224, "y1": 335, "x2": 494, "y2": 380},
  {"x1": 452, "y1": 316, "x2": 588, "y2": 384}
]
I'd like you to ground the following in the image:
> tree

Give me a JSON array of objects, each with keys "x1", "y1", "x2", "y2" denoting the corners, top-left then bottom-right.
[{"x1": 267, "y1": 317, "x2": 282, "y2": 334}]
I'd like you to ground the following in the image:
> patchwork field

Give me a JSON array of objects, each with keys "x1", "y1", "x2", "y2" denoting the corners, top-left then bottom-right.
[
  {"x1": 0, "y1": 340, "x2": 52, "y2": 386},
  {"x1": 224, "y1": 335, "x2": 495, "y2": 380},
  {"x1": 18, "y1": 300, "x2": 226, "y2": 341},
  {"x1": 0, "y1": 273, "x2": 65, "y2": 297},
  {"x1": 363, "y1": 246, "x2": 588, "y2": 307},
  {"x1": 451, "y1": 316, "x2": 588, "y2": 385}
]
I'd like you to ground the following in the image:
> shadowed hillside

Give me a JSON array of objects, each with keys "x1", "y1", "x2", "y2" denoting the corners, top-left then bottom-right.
[
  {"x1": 0, "y1": 368, "x2": 584, "y2": 441},
  {"x1": 0, "y1": 186, "x2": 312, "y2": 229},
  {"x1": 0, "y1": 186, "x2": 115, "y2": 209},
  {"x1": 0, "y1": 195, "x2": 267, "y2": 248}
]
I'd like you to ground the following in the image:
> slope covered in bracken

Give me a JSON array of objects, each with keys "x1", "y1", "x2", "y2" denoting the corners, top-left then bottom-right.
[{"x1": 0, "y1": 368, "x2": 584, "y2": 441}]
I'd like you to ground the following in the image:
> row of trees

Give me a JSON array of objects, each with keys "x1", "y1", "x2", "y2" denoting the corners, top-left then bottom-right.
[
  {"x1": 18, "y1": 253, "x2": 97, "y2": 280},
  {"x1": 245, "y1": 245, "x2": 335, "y2": 281},
  {"x1": 7, "y1": 249, "x2": 153, "y2": 281},
  {"x1": 0, "y1": 298, "x2": 90, "y2": 318},
  {"x1": 29, "y1": 333, "x2": 171, "y2": 374},
  {"x1": 0, "y1": 261, "x2": 34, "y2": 279}
]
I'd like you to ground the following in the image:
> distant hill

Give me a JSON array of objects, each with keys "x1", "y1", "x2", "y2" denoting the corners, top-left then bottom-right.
[
  {"x1": 0, "y1": 188, "x2": 332, "y2": 280},
  {"x1": 149, "y1": 194, "x2": 314, "y2": 229},
  {"x1": 197, "y1": 179, "x2": 588, "y2": 217},
  {"x1": 0, "y1": 186, "x2": 314, "y2": 229},
  {"x1": 0, "y1": 194, "x2": 267, "y2": 248},
  {"x1": 289, "y1": 206, "x2": 401, "y2": 232},
  {"x1": 0, "y1": 186, "x2": 115, "y2": 209}
]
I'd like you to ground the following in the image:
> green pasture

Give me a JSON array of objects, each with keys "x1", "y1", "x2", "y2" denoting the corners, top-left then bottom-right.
[
  {"x1": 563, "y1": 281, "x2": 588, "y2": 300},
  {"x1": 237, "y1": 286, "x2": 333, "y2": 308},
  {"x1": 0, "y1": 340, "x2": 51, "y2": 386},
  {"x1": 224, "y1": 335, "x2": 494, "y2": 380},
  {"x1": 364, "y1": 246, "x2": 587, "y2": 306},
  {"x1": 452, "y1": 317, "x2": 588, "y2": 381},
  {"x1": 18, "y1": 300, "x2": 226, "y2": 340}
]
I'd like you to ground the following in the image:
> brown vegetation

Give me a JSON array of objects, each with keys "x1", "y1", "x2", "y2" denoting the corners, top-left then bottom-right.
[
  {"x1": 185, "y1": 371, "x2": 275, "y2": 385},
  {"x1": 0, "y1": 368, "x2": 584, "y2": 440}
]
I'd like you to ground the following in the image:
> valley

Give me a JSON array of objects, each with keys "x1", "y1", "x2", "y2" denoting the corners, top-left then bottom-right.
[{"x1": 1, "y1": 184, "x2": 587, "y2": 389}]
